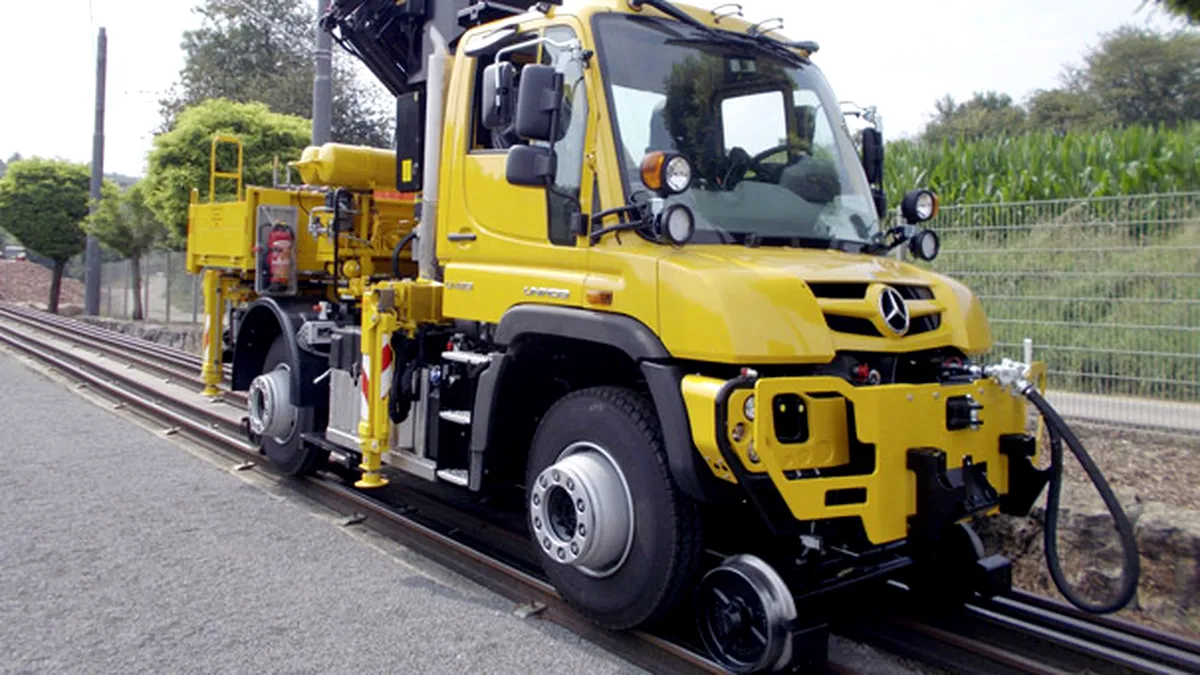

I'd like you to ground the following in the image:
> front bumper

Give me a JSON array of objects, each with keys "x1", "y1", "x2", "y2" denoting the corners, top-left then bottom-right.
[{"x1": 681, "y1": 372, "x2": 1046, "y2": 545}]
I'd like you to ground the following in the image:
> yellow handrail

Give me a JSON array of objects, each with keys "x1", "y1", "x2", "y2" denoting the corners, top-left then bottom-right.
[{"x1": 209, "y1": 135, "x2": 244, "y2": 203}]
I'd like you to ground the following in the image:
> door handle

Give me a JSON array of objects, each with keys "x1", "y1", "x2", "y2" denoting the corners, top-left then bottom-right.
[{"x1": 447, "y1": 232, "x2": 477, "y2": 242}]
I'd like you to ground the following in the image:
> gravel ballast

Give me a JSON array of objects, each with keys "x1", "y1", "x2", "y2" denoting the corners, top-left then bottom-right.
[{"x1": 0, "y1": 353, "x2": 637, "y2": 674}]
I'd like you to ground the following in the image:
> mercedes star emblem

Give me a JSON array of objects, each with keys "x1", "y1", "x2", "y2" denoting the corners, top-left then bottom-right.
[{"x1": 878, "y1": 286, "x2": 910, "y2": 336}]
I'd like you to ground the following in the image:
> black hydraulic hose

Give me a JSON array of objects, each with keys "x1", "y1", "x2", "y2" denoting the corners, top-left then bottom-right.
[
  {"x1": 1023, "y1": 387, "x2": 1140, "y2": 614},
  {"x1": 391, "y1": 232, "x2": 418, "y2": 278}
]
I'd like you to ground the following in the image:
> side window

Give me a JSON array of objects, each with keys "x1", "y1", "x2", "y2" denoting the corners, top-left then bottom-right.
[{"x1": 543, "y1": 26, "x2": 589, "y2": 246}]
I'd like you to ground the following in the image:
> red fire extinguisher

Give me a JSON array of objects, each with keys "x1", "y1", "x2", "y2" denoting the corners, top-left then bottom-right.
[{"x1": 266, "y1": 223, "x2": 293, "y2": 291}]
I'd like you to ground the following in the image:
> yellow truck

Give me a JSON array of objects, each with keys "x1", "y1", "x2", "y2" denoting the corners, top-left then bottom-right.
[{"x1": 185, "y1": 1, "x2": 1138, "y2": 671}]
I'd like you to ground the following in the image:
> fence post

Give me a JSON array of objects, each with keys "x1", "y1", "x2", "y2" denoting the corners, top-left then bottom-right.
[
  {"x1": 143, "y1": 257, "x2": 150, "y2": 321},
  {"x1": 122, "y1": 260, "x2": 129, "y2": 318},
  {"x1": 1023, "y1": 337, "x2": 1033, "y2": 365},
  {"x1": 165, "y1": 251, "x2": 172, "y2": 324}
]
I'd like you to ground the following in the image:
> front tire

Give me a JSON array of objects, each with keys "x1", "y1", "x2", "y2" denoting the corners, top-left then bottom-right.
[
  {"x1": 525, "y1": 386, "x2": 703, "y2": 630},
  {"x1": 248, "y1": 335, "x2": 326, "y2": 476}
]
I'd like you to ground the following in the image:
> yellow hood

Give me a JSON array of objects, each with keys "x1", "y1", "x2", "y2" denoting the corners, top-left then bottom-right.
[{"x1": 656, "y1": 246, "x2": 992, "y2": 364}]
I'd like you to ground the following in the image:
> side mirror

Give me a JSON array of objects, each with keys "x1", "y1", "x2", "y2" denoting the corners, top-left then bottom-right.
[
  {"x1": 514, "y1": 64, "x2": 563, "y2": 142},
  {"x1": 481, "y1": 62, "x2": 515, "y2": 131},
  {"x1": 506, "y1": 145, "x2": 557, "y2": 186},
  {"x1": 861, "y1": 127, "x2": 884, "y2": 186}
]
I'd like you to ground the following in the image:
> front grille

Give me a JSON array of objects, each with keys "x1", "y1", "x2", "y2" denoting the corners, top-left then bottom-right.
[
  {"x1": 808, "y1": 282, "x2": 867, "y2": 299},
  {"x1": 823, "y1": 314, "x2": 881, "y2": 337},
  {"x1": 815, "y1": 282, "x2": 940, "y2": 338},
  {"x1": 908, "y1": 313, "x2": 942, "y2": 335}
]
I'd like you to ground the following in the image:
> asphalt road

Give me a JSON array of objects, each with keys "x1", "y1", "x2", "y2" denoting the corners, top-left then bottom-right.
[{"x1": 0, "y1": 352, "x2": 640, "y2": 675}]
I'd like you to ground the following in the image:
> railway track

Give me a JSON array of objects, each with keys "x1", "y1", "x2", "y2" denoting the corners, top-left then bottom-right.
[{"x1": 2, "y1": 302, "x2": 1198, "y2": 675}]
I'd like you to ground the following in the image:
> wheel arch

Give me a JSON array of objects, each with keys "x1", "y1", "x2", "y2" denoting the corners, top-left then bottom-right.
[
  {"x1": 477, "y1": 305, "x2": 727, "y2": 503},
  {"x1": 231, "y1": 297, "x2": 324, "y2": 407}
]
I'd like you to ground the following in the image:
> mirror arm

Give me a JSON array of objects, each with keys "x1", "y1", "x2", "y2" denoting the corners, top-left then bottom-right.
[{"x1": 588, "y1": 204, "x2": 651, "y2": 245}]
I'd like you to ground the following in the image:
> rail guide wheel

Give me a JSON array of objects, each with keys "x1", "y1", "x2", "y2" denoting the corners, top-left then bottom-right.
[{"x1": 696, "y1": 554, "x2": 828, "y2": 674}]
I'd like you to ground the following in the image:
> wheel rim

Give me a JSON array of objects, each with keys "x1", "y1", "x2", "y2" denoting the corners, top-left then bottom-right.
[
  {"x1": 529, "y1": 441, "x2": 635, "y2": 579},
  {"x1": 696, "y1": 554, "x2": 797, "y2": 674},
  {"x1": 247, "y1": 364, "x2": 296, "y2": 444}
]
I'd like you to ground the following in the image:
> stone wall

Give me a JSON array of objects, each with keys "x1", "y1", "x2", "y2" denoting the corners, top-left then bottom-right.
[
  {"x1": 78, "y1": 316, "x2": 205, "y2": 355},
  {"x1": 978, "y1": 494, "x2": 1200, "y2": 637}
]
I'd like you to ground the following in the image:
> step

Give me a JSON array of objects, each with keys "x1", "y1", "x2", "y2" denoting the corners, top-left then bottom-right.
[
  {"x1": 439, "y1": 410, "x2": 472, "y2": 425},
  {"x1": 435, "y1": 468, "x2": 469, "y2": 487},
  {"x1": 441, "y1": 351, "x2": 493, "y2": 366}
]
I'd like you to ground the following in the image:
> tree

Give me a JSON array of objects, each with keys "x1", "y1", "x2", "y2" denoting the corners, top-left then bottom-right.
[
  {"x1": 159, "y1": 0, "x2": 393, "y2": 148},
  {"x1": 922, "y1": 91, "x2": 1029, "y2": 144},
  {"x1": 1077, "y1": 26, "x2": 1200, "y2": 128},
  {"x1": 0, "y1": 158, "x2": 90, "y2": 313},
  {"x1": 1149, "y1": 0, "x2": 1200, "y2": 23},
  {"x1": 143, "y1": 98, "x2": 311, "y2": 246},
  {"x1": 1025, "y1": 88, "x2": 1111, "y2": 135},
  {"x1": 86, "y1": 181, "x2": 168, "y2": 320}
]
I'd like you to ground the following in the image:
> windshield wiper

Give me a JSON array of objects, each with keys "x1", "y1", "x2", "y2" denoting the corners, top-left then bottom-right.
[{"x1": 633, "y1": 0, "x2": 806, "y2": 66}]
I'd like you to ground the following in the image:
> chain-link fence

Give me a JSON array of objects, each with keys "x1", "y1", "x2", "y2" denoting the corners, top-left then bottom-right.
[
  {"x1": 925, "y1": 191, "x2": 1199, "y2": 434},
  {"x1": 97, "y1": 250, "x2": 201, "y2": 324}
]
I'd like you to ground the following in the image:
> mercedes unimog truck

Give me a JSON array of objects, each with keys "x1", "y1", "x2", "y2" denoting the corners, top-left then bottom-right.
[{"x1": 185, "y1": 1, "x2": 1138, "y2": 672}]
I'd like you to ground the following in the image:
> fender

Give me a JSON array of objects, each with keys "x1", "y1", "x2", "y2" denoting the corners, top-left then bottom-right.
[
  {"x1": 489, "y1": 304, "x2": 727, "y2": 502},
  {"x1": 492, "y1": 304, "x2": 670, "y2": 360},
  {"x1": 231, "y1": 297, "x2": 326, "y2": 407}
]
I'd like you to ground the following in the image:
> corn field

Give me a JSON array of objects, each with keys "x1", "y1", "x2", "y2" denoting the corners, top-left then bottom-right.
[{"x1": 885, "y1": 123, "x2": 1200, "y2": 205}]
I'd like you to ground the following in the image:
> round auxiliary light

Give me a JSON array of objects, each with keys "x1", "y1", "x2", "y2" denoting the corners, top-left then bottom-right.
[
  {"x1": 901, "y1": 188, "x2": 939, "y2": 224},
  {"x1": 660, "y1": 203, "x2": 696, "y2": 246},
  {"x1": 641, "y1": 151, "x2": 694, "y2": 196},
  {"x1": 909, "y1": 228, "x2": 941, "y2": 262},
  {"x1": 743, "y1": 394, "x2": 756, "y2": 421}
]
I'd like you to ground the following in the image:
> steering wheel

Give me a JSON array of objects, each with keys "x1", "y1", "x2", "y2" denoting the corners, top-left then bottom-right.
[{"x1": 744, "y1": 144, "x2": 794, "y2": 183}]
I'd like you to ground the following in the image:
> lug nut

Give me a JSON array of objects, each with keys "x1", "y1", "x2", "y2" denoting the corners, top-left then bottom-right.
[{"x1": 576, "y1": 499, "x2": 585, "y2": 512}]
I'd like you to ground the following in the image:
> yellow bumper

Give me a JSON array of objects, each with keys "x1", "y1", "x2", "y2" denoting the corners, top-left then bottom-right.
[{"x1": 682, "y1": 371, "x2": 1040, "y2": 545}]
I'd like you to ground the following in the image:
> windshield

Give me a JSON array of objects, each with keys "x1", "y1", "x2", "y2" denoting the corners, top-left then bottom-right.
[{"x1": 592, "y1": 14, "x2": 881, "y2": 248}]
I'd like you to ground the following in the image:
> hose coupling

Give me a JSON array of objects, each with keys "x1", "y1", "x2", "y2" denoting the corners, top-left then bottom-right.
[{"x1": 978, "y1": 357, "x2": 1032, "y2": 395}]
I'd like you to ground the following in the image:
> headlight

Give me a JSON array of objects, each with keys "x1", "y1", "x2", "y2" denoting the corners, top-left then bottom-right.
[
  {"x1": 743, "y1": 394, "x2": 756, "y2": 421},
  {"x1": 659, "y1": 203, "x2": 696, "y2": 246},
  {"x1": 663, "y1": 155, "x2": 693, "y2": 194},
  {"x1": 909, "y1": 228, "x2": 940, "y2": 262},
  {"x1": 901, "y1": 188, "x2": 939, "y2": 224},
  {"x1": 640, "y1": 151, "x2": 694, "y2": 196}
]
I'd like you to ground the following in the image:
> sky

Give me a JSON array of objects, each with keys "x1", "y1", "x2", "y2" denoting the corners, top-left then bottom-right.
[{"x1": 0, "y1": 0, "x2": 1185, "y2": 178}]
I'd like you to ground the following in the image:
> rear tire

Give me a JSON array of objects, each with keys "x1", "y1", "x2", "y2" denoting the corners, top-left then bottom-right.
[
  {"x1": 253, "y1": 335, "x2": 326, "y2": 476},
  {"x1": 525, "y1": 386, "x2": 703, "y2": 630}
]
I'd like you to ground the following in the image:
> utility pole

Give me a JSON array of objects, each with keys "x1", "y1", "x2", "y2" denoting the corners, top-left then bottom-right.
[
  {"x1": 313, "y1": 0, "x2": 332, "y2": 145},
  {"x1": 84, "y1": 27, "x2": 107, "y2": 316}
]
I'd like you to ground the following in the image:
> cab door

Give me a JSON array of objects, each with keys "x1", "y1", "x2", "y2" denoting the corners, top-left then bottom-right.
[{"x1": 440, "y1": 19, "x2": 596, "y2": 323}]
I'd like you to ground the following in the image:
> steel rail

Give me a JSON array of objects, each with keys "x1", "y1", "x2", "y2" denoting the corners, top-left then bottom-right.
[
  {"x1": 0, "y1": 303, "x2": 227, "y2": 376},
  {"x1": 966, "y1": 593, "x2": 1200, "y2": 674},
  {"x1": 0, "y1": 304, "x2": 243, "y2": 403},
  {"x1": 0, "y1": 316, "x2": 731, "y2": 675}
]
